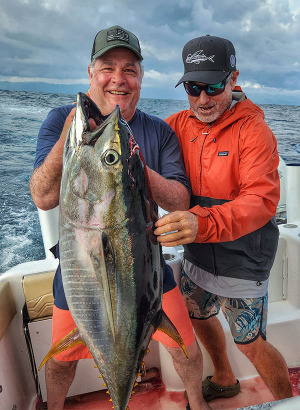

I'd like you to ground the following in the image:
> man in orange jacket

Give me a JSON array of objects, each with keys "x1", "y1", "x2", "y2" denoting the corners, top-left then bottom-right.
[{"x1": 155, "y1": 35, "x2": 293, "y2": 403}]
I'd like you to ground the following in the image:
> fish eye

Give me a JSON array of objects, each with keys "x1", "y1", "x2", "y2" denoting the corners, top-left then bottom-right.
[{"x1": 102, "y1": 149, "x2": 119, "y2": 166}]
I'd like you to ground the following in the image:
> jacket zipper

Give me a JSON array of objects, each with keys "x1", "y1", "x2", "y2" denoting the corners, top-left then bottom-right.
[
  {"x1": 199, "y1": 124, "x2": 211, "y2": 199},
  {"x1": 200, "y1": 124, "x2": 217, "y2": 276}
]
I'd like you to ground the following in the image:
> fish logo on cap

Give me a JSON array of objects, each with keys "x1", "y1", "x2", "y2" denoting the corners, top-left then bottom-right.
[{"x1": 186, "y1": 50, "x2": 215, "y2": 64}]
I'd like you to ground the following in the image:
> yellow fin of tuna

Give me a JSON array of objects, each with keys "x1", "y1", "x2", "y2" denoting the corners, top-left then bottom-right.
[
  {"x1": 39, "y1": 327, "x2": 85, "y2": 370},
  {"x1": 157, "y1": 310, "x2": 188, "y2": 358}
]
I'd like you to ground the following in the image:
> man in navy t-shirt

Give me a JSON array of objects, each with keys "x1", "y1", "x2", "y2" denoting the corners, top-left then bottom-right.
[{"x1": 30, "y1": 25, "x2": 210, "y2": 410}]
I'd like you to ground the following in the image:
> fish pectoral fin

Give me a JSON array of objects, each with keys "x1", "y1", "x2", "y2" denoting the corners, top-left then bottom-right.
[
  {"x1": 39, "y1": 327, "x2": 85, "y2": 370},
  {"x1": 92, "y1": 233, "x2": 116, "y2": 341},
  {"x1": 157, "y1": 310, "x2": 188, "y2": 358}
]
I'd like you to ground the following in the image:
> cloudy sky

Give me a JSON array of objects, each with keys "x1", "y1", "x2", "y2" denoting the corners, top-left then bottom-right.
[{"x1": 1, "y1": 0, "x2": 300, "y2": 105}]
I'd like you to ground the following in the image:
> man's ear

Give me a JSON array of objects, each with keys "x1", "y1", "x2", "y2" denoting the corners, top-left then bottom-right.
[
  {"x1": 231, "y1": 70, "x2": 239, "y2": 89},
  {"x1": 88, "y1": 65, "x2": 93, "y2": 85}
]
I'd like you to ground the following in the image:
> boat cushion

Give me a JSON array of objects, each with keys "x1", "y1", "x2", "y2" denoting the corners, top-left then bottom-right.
[
  {"x1": 22, "y1": 271, "x2": 55, "y2": 321},
  {"x1": 0, "y1": 281, "x2": 17, "y2": 341}
]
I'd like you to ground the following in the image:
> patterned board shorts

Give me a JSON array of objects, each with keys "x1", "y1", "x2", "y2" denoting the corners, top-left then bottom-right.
[{"x1": 181, "y1": 270, "x2": 268, "y2": 344}]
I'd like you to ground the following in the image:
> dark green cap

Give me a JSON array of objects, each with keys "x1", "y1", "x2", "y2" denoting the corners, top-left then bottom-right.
[{"x1": 91, "y1": 25, "x2": 143, "y2": 61}]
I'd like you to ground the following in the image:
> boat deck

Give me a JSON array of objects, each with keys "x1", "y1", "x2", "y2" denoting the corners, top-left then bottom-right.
[{"x1": 37, "y1": 367, "x2": 300, "y2": 410}]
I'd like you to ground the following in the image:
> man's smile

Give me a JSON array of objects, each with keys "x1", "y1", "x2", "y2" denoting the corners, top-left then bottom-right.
[
  {"x1": 107, "y1": 90, "x2": 128, "y2": 95},
  {"x1": 198, "y1": 105, "x2": 215, "y2": 112}
]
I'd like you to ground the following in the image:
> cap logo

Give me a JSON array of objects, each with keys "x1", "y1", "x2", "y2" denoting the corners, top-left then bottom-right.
[
  {"x1": 107, "y1": 28, "x2": 129, "y2": 43},
  {"x1": 186, "y1": 50, "x2": 215, "y2": 64}
]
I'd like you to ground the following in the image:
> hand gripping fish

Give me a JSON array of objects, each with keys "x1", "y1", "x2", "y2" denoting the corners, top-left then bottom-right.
[{"x1": 40, "y1": 93, "x2": 187, "y2": 410}]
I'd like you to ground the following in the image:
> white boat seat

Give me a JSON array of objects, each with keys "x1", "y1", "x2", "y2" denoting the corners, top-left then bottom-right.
[
  {"x1": 0, "y1": 281, "x2": 17, "y2": 341},
  {"x1": 22, "y1": 271, "x2": 55, "y2": 321}
]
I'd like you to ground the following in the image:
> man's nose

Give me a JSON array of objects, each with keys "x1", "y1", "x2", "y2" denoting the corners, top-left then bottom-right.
[
  {"x1": 111, "y1": 69, "x2": 125, "y2": 83},
  {"x1": 196, "y1": 89, "x2": 211, "y2": 103}
]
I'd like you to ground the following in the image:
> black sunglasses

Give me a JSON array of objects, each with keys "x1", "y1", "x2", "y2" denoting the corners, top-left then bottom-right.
[{"x1": 184, "y1": 74, "x2": 232, "y2": 97}]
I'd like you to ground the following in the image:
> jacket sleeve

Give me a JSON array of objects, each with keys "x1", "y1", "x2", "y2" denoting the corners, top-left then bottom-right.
[{"x1": 190, "y1": 115, "x2": 280, "y2": 243}]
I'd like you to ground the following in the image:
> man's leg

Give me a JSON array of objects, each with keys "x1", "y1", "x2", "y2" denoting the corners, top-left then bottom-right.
[
  {"x1": 192, "y1": 317, "x2": 237, "y2": 387},
  {"x1": 165, "y1": 341, "x2": 211, "y2": 410},
  {"x1": 237, "y1": 336, "x2": 292, "y2": 400},
  {"x1": 223, "y1": 294, "x2": 292, "y2": 401},
  {"x1": 152, "y1": 285, "x2": 211, "y2": 409},
  {"x1": 45, "y1": 357, "x2": 78, "y2": 410},
  {"x1": 181, "y1": 270, "x2": 237, "y2": 388},
  {"x1": 47, "y1": 307, "x2": 92, "y2": 409}
]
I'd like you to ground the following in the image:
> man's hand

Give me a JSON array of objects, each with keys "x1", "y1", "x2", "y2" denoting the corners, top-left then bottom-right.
[{"x1": 154, "y1": 211, "x2": 198, "y2": 247}]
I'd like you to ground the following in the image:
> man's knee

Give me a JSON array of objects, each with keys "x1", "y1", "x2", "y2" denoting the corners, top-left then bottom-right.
[
  {"x1": 236, "y1": 335, "x2": 265, "y2": 361},
  {"x1": 166, "y1": 340, "x2": 201, "y2": 365},
  {"x1": 46, "y1": 357, "x2": 78, "y2": 373}
]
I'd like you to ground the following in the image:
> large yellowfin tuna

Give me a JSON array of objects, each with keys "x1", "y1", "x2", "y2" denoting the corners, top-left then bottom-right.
[{"x1": 40, "y1": 92, "x2": 186, "y2": 410}]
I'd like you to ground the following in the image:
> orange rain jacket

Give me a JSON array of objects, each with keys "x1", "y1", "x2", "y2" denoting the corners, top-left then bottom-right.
[{"x1": 165, "y1": 89, "x2": 280, "y2": 281}]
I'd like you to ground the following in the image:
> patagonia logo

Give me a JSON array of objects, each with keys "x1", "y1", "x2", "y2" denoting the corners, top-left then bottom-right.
[
  {"x1": 107, "y1": 28, "x2": 129, "y2": 43},
  {"x1": 186, "y1": 50, "x2": 215, "y2": 64},
  {"x1": 218, "y1": 151, "x2": 229, "y2": 157}
]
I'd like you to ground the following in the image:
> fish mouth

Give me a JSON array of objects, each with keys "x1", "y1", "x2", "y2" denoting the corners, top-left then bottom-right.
[
  {"x1": 80, "y1": 97, "x2": 122, "y2": 147},
  {"x1": 82, "y1": 94, "x2": 109, "y2": 128}
]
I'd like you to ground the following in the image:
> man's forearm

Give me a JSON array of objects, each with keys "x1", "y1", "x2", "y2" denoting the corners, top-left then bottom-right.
[
  {"x1": 30, "y1": 138, "x2": 64, "y2": 210},
  {"x1": 146, "y1": 167, "x2": 190, "y2": 212},
  {"x1": 30, "y1": 108, "x2": 75, "y2": 211}
]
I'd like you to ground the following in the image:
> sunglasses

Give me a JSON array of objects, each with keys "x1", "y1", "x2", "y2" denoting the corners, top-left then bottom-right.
[{"x1": 184, "y1": 74, "x2": 232, "y2": 97}]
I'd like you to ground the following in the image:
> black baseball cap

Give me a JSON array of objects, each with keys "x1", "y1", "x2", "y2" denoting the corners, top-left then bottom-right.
[
  {"x1": 176, "y1": 35, "x2": 236, "y2": 86},
  {"x1": 91, "y1": 25, "x2": 143, "y2": 61}
]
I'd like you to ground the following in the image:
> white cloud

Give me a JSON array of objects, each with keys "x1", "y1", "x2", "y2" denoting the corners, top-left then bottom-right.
[
  {"x1": 144, "y1": 69, "x2": 180, "y2": 82},
  {"x1": 0, "y1": 0, "x2": 299, "y2": 104}
]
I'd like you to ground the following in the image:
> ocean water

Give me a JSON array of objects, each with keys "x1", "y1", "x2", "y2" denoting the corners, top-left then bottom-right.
[{"x1": 0, "y1": 89, "x2": 299, "y2": 274}]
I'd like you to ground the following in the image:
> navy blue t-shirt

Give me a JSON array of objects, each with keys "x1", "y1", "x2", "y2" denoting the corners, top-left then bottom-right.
[{"x1": 35, "y1": 104, "x2": 190, "y2": 309}]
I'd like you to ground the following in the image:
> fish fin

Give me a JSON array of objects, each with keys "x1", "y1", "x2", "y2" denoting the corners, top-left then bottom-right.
[
  {"x1": 157, "y1": 310, "x2": 188, "y2": 358},
  {"x1": 39, "y1": 327, "x2": 85, "y2": 370},
  {"x1": 93, "y1": 233, "x2": 116, "y2": 341}
]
